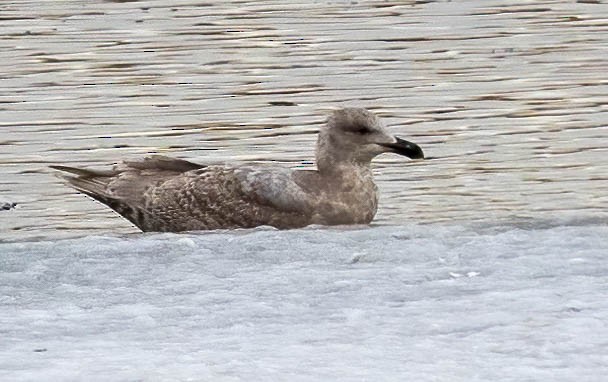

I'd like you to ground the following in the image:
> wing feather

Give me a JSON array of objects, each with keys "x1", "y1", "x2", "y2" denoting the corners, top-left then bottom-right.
[{"x1": 233, "y1": 166, "x2": 313, "y2": 214}]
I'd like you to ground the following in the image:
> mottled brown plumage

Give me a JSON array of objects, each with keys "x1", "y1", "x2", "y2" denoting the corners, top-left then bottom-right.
[{"x1": 51, "y1": 108, "x2": 424, "y2": 232}]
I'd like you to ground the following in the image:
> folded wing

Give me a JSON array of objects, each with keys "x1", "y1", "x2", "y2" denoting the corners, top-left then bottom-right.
[{"x1": 52, "y1": 156, "x2": 314, "y2": 231}]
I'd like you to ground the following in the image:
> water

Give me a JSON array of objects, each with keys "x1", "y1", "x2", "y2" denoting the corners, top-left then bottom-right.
[
  {"x1": 1, "y1": 0, "x2": 607, "y2": 380},
  {"x1": 1, "y1": 0, "x2": 606, "y2": 240}
]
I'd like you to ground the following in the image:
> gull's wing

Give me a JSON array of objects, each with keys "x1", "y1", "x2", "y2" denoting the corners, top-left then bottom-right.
[
  {"x1": 232, "y1": 166, "x2": 314, "y2": 213},
  {"x1": 140, "y1": 165, "x2": 316, "y2": 231},
  {"x1": 51, "y1": 155, "x2": 204, "y2": 206},
  {"x1": 52, "y1": 156, "x2": 317, "y2": 231}
]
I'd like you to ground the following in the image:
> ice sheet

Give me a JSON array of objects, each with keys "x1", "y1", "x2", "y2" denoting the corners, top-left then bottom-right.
[{"x1": 1, "y1": 223, "x2": 607, "y2": 381}]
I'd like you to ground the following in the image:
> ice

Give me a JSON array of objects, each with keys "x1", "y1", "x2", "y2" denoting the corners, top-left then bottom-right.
[{"x1": 1, "y1": 223, "x2": 607, "y2": 381}]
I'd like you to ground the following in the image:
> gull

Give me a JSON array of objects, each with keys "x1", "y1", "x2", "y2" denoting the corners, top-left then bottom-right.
[{"x1": 51, "y1": 108, "x2": 424, "y2": 231}]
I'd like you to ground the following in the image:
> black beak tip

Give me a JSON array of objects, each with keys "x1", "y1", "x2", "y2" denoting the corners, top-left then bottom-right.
[
  {"x1": 410, "y1": 145, "x2": 424, "y2": 160},
  {"x1": 390, "y1": 137, "x2": 424, "y2": 160}
]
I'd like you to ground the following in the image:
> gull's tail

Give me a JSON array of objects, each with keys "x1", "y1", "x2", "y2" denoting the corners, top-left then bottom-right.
[{"x1": 50, "y1": 165, "x2": 146, "y2": 229}]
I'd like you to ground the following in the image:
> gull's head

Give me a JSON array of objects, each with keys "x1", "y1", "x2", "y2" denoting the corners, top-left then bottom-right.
[{"x1": 316, "y1": 107, "x2": 424, "y2": 172}]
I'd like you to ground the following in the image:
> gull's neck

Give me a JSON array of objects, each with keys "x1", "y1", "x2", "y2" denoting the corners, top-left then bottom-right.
[
  {"x1": 316, "y1": 134, "x2": 373, "y2": 177},
  {"x1": 317, "y1": 159, "x2": 372, "y2": 178}
]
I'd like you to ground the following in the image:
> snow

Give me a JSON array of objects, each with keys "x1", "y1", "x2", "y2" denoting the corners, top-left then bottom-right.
[{"x1": 1, "y1": 223, "x2": 607, "y2": 381}]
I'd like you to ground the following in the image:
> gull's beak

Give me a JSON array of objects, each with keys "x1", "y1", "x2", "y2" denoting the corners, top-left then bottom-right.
[{"x1": 380, "y1": 137, "x2": 424, "y2": 160}]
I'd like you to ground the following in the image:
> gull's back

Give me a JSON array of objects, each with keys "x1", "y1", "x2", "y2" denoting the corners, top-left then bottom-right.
[{"x1": 53, "y1": 155, "x2": 315, "y2": 231}]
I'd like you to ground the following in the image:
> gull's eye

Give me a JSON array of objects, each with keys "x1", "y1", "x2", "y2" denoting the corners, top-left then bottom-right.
[{"x1": 352, "y1": 125, "x2": 372, "y2": 135}]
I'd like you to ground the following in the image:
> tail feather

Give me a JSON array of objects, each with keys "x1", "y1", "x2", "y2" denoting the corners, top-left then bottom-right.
[
  {"x1": 73, "y1": 182, "x2": 146, "y2": 230},
  {"x1": 50, "y1": 165, "x2": 148, "y2": 230},
  {"x1": 62, "y1": 176, "x2": 111, "y2": 200},
  {"x1": 49, "y1": 165, "x2": 116, "y2": 178},
  {"x1": 51, "y1": 166, "x2": 112, "y2": 199}
]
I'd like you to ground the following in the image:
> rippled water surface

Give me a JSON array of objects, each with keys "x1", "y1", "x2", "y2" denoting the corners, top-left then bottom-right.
[{"x1": 1, "y1": 0, "x2": 607, "y2": 240}]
